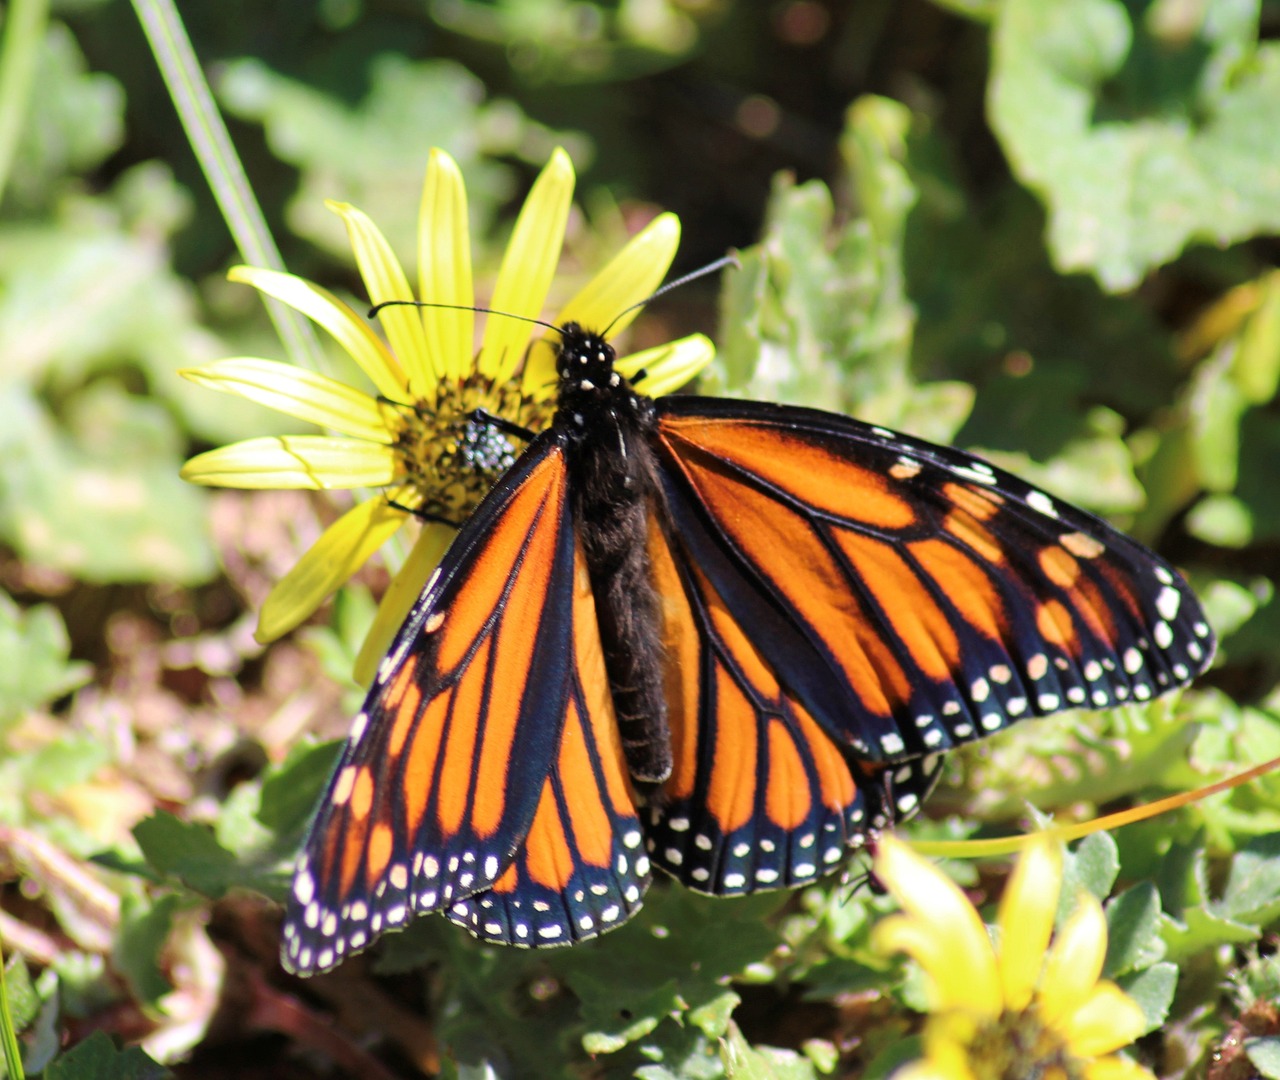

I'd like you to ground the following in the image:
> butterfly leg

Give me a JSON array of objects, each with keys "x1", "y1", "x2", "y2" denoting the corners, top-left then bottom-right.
[
  {"x1": 471, "y1": 408, "x2": 536, "y2": 443},
  {"x1": 382, "y1": 494, "x2": 462, "y2": 528}
]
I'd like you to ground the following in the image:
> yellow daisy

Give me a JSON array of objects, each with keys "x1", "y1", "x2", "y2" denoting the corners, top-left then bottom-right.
[
  {"x1": 181, "y1": 147, "x2": 714, "y2": 684},
  {"x1": 873, "y1": 835, "x2": 1154, "y2": 1080}
]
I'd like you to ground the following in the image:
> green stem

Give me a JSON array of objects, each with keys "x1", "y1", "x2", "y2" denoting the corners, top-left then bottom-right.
[
  {"x1": 129, "y1": 0, "x2": 327, "y2": 375},
  {"x1": 0, "y1": 0, "x2": 50, "y2": 209},
  {"x1": 0, "y1": 940, "x2": 24, "y2": 1080}
]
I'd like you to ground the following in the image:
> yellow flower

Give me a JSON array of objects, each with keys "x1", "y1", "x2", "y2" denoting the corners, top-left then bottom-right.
[
  {"x1": 872, "y1": 835, "x2": 1154, "y2": 1080},
  {"x1": 180, "y1": 147, "x2": 714, "y2": 684}
]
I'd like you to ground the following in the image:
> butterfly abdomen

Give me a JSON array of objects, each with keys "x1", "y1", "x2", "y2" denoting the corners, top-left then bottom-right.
[{"x1": 556, "y1": 323, "x2": 672, "y2": 785}]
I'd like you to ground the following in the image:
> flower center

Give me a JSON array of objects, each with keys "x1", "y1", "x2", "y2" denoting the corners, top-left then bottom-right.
[
  {"x1": 962, "y1": 1007, "x2": 1089, "y2": 1080},
  {"x1": 394, "y1": 372, "x2": 553, "y2": 522}
]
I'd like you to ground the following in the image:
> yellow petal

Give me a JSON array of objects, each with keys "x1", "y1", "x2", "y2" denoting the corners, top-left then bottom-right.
[
  {"x1": 478, "y1": 148, "x2": 574, "y2": 384},
  {"x1": 522, "y1": 212, "x2": 682, "y2": 390},
  {"x1": 615, "y1": 333, "x2": 715, "y2": 398},
  {"x1": 1061, "y1": 981, "x2": 1147, "y2": 1057},
  {"x1": 328, "y1": 200, "x2": 435, "y2": 403},
  {"x1": 352, "y1": 522, "x2": 455, "y2": 686},
  {"x1": 916, "y1": 1022, "x2": 982, "y2": 1080},
  {"x1": 418, "y1": 148, "x2": 474, "y2": 384},
  {"x1": 1084, "y1": 1054, "x2": 1156, "y2": 1080},
  {"x1": 873, "y1": 916, "x2": 959, "y2": 1012},
  {"x1": 180, "y1": 437, "x2": 399, "y2": 489},
  {"x1": 180, "y1": 359, "x2": 395, "y2": 443},
  {"x1": 872, "y1": 837, "x2": 1001, "y2": 1018},
  {"x1": 1038, "y1": 892, "x2": 1109, "y2": 1026},
  {"x1": 893, "y1": 1062, "x2": 970, "y2": 1080},
  {"x1": 557, "y1": 212, "x2": 680, "y2": 336},
  {"x1": 996, "y1": 836, "x2": 1061, "y2": 1011},
  {"x1": 229, "y1": 266, "x2": 406, "y2": 400},
  {"x1": 256, "y1": 496, "x2": 409, "y2": 642}
]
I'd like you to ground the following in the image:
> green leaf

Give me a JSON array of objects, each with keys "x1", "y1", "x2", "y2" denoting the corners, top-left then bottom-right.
[
  {"x1": 132, "y1": 813, "x2": 242, "y2": 899},
  {"x1": 1189, "y1": 355, "x2": 1248, "y2": 492},
  {"x1": 45, "y1": 1031, "x2": 170, "y2": 1080},
  {"x1": 1117, "y1": 962, "x2": 1177, "y2": 1035},
  {"x1": 1201, "y1": 578, "x2": 1266, "y2": 640},
  {"x1": 7, "y1": 22, "x2": 123, "y2": 210},
  {"x1": 1246, "y1": 1038, "x2": 1280, "y2": 1080},
  {"x1": 990, "y1": 0, "x2": 1280, "y2": 290},
  {"x1": 0, "y1": 592, "x2": 92, "y2": 727},
  {"x1": 256, "y1": 739, "x2": 341, "y2": 838},
  {"x1": 1, "y1": 956, "x2": 40, "y2": 1035},
  {"x1": 563, "y1": 890, "x2": 782, "y2": 1056},
  {"x1": 688, "y1": 991, "x2": 739, "y2": 1040},
  {"x1": 578, "y1": 976, "x2": 680, "y2": 1055},
  {"x1": 23, "y1": 734, "x2": 110, "y2": 795},
  {"x1": 113, "y1": 894, "x2": 182, "y2": 1010},
  {"x1": 1186, "y1": 492, "x2": 1253, "y2": 548},
  {"x1": 715, "y1": 96, "x2": 971, "y2": 443},
  {"x1": 0, "y1": 382, "x2": 214, "y2": 585},
  {"x1": 430, "y1": 0, "x2": 703, "y2": 82},
  {"x1": 634, "y1": 1025, "x2": 728, "y2": 1080},
  {"x1": 1219, "y1": 834, "x2": 1280, "y2": 924},
  {"x1": 1154, "y1": 834, "x2": 1208, "y2": 917},
  {"x1": 1160, "y1": 904, "x2": 1260, "y2": 963},
  {"x1": 721, "y1": 1023, "x2": 818, "y2": 1080},
  {"x1": 970, "y1": 404, "x2": 1144, "y2": 515},
  {"x1": 1062, "y1": 831, "x2": 1119, "y2": 912},
  {"x1": 22, "y1": 979, "x2": 62, "y2": 1077},
  {"x1": 1103, "y1": 883, "x2": 1165, "y2": 977},
  {"x1": 217, "y1": 56, "x2": 546, "y2": 265},
  {"x1": 1234, "y1": 272, "x2": 1280, "y2": 405}
]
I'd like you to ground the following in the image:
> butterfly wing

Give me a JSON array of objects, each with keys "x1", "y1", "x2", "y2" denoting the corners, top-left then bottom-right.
[
  {"x1": 643, "y1": 514, "x2": 939, "y2": 893},
  {"x1": 282, "y1": 434, "x2": 644, "y2": 972},
  {"x1": 444, "y1": 544, "x2": 651, "y2": 946},
  {"x1": 650, "y1": 396, "x2": 1214, "y2": 764}
]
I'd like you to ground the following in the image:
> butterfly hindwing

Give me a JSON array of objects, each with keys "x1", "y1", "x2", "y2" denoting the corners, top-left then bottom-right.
[
  {"x1": 652, "y1": 396, "x2": 1213, "y2": 763},
  {"x1": 283, "y1": 436, "x2": 580, "y2": 974},
  {"x1": 644, "y1": 515, "x2": 887, "y2": 895},
  {"x1": 445, "y1": 545, "x2": 651, "y2": 946}
]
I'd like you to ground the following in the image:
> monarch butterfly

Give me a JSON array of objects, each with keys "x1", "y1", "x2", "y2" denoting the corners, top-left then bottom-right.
[{"x1": 281, "y1": 319, "x2": 1214, "y2": 976}]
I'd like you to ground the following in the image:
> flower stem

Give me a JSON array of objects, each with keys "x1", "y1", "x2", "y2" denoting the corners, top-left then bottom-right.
[{"x1": 129, "y1": 0, "x2": 328, "y2": 375}]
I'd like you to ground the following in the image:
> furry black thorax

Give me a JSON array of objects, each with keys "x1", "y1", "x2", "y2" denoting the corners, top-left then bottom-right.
[{"x1": 552, "y1": 323, "x2": 671, "y2": 787}]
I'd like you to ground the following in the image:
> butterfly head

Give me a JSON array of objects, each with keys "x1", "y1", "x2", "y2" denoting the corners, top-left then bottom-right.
[{"x1": 555, "y1": 322, "x2": 623, "y2": 395}]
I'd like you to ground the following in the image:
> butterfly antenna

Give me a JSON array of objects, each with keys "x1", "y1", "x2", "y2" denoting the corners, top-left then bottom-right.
[
  {"x1": 368, "y1": 299, "x2": 565, "y2": 336},
  {"x1": 600, "y1": 253, "x2": 739, "y2": 339}
]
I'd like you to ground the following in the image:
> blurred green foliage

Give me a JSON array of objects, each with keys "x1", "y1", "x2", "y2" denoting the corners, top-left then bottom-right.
[{"x1": 2, "y1": 0, "x2": 1280, "y2": 1077}]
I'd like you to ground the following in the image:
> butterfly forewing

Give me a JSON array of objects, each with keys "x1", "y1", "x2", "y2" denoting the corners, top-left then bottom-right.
[
  {"x1": 444, "y1": 546, "x2": 651, "y2": 946},
  {"x1": 652, "y1": 397, "x2": 1213, "y2": 763},
  {"x1": 282, "y1": 438, "x2": 579, "y2": 975}
]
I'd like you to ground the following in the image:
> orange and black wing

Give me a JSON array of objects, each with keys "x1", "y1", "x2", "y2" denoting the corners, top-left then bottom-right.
[
  {"x1": 444, "y1": 545, "x2": 650, "y2": 945},
  {"x1": 651, "y1": 397, "x2": 1214, "y2": 765},
  {"x1": 643, "y1": 514, "x2": 944, "y2": 892},
  {"x1": 281, "y1": 435, "x2": 645, "y2": 973}
]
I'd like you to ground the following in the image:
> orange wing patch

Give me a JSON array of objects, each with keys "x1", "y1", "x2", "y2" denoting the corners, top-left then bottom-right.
[
  {"x1": 283, "y1": 443, "x2": 584, "y2": 975},
  {"x1": 647, "y1": 514, "x2": 702, "y2": 802},
  {"x1": 655, "y1": 402, "x2": 1211, "y2": 770},
  {"x1": 643, "y1": 523, "x2": 878, "y2": 896},
  {"x1": 661, "y1": 416, "x2": 917, "y2": 529},
  {"x1": 442, "y1": 546, "x2": 649, "y2": 947}
]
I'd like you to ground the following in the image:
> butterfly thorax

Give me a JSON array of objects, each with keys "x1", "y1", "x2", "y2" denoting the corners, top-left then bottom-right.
[{"x1": 553, "y1": 323, "x2": 672, "y2": 786}]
